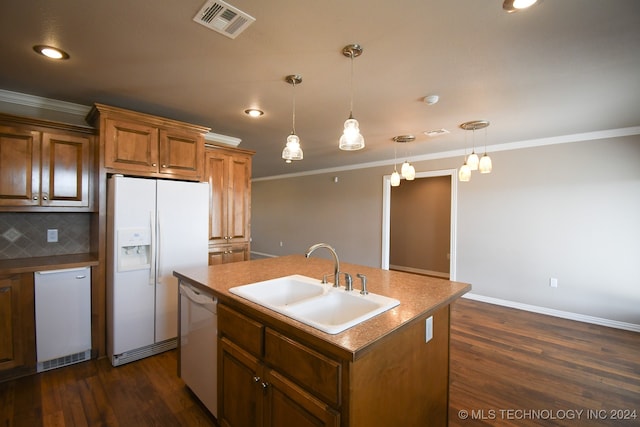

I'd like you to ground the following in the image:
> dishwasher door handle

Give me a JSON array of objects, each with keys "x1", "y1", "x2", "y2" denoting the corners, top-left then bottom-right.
[{"x1": 179, "y1": 284, "x2": 217, "y2": 313}]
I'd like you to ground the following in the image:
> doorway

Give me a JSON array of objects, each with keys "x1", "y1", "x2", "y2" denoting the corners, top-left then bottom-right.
[{"x1": 381, "y1": 169, "x2": 458, "y2": 281}]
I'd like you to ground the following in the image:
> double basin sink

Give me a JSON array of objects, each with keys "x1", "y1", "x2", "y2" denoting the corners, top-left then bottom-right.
[{"x1": 229, "y1": 274, "x2": 400, "y2": 334}]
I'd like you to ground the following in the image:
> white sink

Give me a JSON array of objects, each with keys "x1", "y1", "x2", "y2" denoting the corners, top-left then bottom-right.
[{"x1": 229, "y1": 274, "x2": 400, "y2": 334}]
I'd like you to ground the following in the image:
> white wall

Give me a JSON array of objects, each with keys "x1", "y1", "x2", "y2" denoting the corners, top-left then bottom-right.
[{"x1": 252, "y1": 135, "x2": 640, "y2": 326}]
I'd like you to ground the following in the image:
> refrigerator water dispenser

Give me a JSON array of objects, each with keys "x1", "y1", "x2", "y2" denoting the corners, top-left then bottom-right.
[{"x1": 117, "y1": 228, "x2": 151, "y2": 271}]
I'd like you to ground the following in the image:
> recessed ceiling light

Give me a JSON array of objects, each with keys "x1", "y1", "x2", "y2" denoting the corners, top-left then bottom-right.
[
  {"x1": 503, "y1": 0, "x2": 539, "y2": 13},
  {"x1": 244, "y1": 108, "x2": 264, "y2": 117},
  {"x1": 33, "y1": 45, "x2": 70, "y2": 60}
]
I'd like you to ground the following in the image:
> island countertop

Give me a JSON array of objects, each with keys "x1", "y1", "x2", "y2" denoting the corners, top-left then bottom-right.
[{"x1": 174, "y1": 254, "x2": 470, "y2": 360}]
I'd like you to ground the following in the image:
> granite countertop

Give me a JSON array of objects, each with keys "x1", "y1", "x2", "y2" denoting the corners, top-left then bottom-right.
[
  {"x1": 0, "y1": 253, "x2": 99, "y2": 274},
  {"x1": 174, "y1": 254, "x2": 471, "y2": 360}
]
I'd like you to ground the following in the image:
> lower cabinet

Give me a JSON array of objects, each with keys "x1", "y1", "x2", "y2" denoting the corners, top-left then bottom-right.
[
  {"x1": 208, "y1": 244, "x2": 249, "y2": 265},
  {"x1": 217, "y1": 301, "x2": 451, "y2": 427},
  {"x1": 0, "y1": 273, "x2": 36, "y2": 381},
  {"x1": 218, "y1": 305, "x2": 340, "y2": 427}
]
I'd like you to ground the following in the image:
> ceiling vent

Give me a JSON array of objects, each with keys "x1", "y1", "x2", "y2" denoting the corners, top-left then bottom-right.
[{"x1": 193, "y1": 0, "x2": 256, "y2": 39}]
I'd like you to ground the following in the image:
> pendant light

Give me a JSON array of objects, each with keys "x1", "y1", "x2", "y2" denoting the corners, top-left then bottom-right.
[
  {"x1": 282, "y1": 74, "x2": 303, "y2": 163},
  {"x1": 392, "y1": 135, "x2": 415, "y2": 184},
  {"x1": 479, "y1": 126, "x2": 493, "y2": 174},
  {"x1": 390, "y1": 138, "x2": 401, "y2": 186},
  {"x1": 467, "y1": 130, "x2": 479, "y2": 171},
  {"x1": 339, "y1": 44, "x2": 365, "y2": 151},
  {"x1": 459, "y1": 120, "x2": 491, "y2": 181}
]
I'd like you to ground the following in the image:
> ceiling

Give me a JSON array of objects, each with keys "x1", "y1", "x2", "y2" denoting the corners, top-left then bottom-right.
[{"x1": 1, "y1": 0, "x2": 639, "y2": 178}]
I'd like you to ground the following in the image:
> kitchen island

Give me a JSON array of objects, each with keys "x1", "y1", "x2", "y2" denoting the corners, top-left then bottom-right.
[{"x1": 174, "y1": 254, "x2": 470, "y2": 427}]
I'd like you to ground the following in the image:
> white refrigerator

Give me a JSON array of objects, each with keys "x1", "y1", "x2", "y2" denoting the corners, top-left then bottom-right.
[{"x1": 107, "y1": 175, "x2": 209, "y2": 366}]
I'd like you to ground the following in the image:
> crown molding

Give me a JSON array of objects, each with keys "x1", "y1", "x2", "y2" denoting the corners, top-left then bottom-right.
[{"x1": 0, "y1": 89, "x2": 240, "y2": 145}]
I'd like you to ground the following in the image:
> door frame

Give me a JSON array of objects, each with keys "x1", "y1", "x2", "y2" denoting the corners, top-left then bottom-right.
[{"x1": 381, "y1": 169, "x2": 458, "y2": 281}]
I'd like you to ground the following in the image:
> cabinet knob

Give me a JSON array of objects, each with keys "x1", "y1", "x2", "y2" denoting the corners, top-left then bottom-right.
[
  {"x1": 42, "y1": 194, "x2": 49, "y2": 201},
  {"x1": 152, "y1": 163, "x2": 157, "y2": 167},
  {"x1": 161, "y1": 164, "x2": 167, "y2": 168},
  {"x1": 261, "y1": 382, "x2": 269, "y2": 390},
  {"x1": 33, "y1": 195, "x2": 39, "y2": 200},
  {"x1": 253, "y1": 376, "x2": 261, "y2": 383}
]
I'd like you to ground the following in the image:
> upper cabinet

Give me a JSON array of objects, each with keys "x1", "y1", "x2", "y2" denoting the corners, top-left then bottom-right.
[
  {"x1": 205, "y1": 146, "x2": 254, "y2": 264},
  {"x1": 0, "y1": 114, "x2": 94, "y2": 211},
  {"x1": 87, "y1": 104, "x2": 209, "y2": 181}
]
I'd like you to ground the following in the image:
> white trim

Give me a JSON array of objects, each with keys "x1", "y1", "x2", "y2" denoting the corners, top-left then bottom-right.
[
  {"x1": 0, "y1": 89, "x2": 240, "y2": 146},
  {"x1": 381, "y1": 169, "x2": 458, "y2": 282},
  {"x1": 250, "y1": 251, "x2": 278, "y2": 259},
  {"x1": 389, "y1": 264, "x2": 449, "y2": 279},
  {"x1": 253, "y1": 126, "x2": 640, "y2": 182},
  {"x1": 0, "y1": 89, "x2": 91, "y2": 116},
  {"x1": 462, "y1": 293, "x2": 640, "y2": 333},
  {"x1": 204, "y1": 132, "x2": 241, "y2": 147}
]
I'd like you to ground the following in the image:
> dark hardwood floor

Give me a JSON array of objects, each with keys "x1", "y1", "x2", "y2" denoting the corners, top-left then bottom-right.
[
  {"x1": 449, "y1": 299, "x2": 640, "y2": 426},
  {"x1": 1, "y1": 298, "x2": 638, "y2": 426}
]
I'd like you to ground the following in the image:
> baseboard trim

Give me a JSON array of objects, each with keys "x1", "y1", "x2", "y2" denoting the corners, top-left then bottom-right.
[
  {"x1": 462, "y1": 293, "x2": 640, "y2": 333},
  {"x1": 389, "y1": 264, "x2": 449, "y2": 279},
  {"x1": 250, "y1": 251, "x2": 278, "y2": 259}
]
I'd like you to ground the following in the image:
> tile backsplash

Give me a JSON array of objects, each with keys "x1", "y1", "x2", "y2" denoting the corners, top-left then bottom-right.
[{"x1": 0, "y1": 213, "x2": 91, "y2": 259}]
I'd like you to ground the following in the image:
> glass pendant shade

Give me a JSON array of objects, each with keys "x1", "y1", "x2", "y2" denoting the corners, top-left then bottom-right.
[
  {"x1": 339, "y1": 118, "x2": 365, "y2": 150},
  {"x1": 479, "y1": 154, "x2": 492, "y2": 173},
  {"x1": 405, "y1": 164, "x2": 416, "y2": 180},
  {"x1": 459, "y1": 163, "x2": 471, "y2": 182},
  {"x1": 282, "y1": 133, "x2": 303, "y2": 161},
  {"x1": 401, "y1": 161, "x2": 410, "y2": 177},
  {"x1": 467, "y1": 152, "x2": 479, "y2": 171},
  {"x1": 390, "y1": 170, "x2": 401, "y2": 187}
]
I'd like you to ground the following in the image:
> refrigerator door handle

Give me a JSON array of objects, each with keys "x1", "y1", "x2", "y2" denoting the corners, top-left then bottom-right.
[
  {"x1": 149, "y1": 211, "x2": 156, "y2": 286},
  {"x1": 157, "y1": 210, "x2": 162, "y2": 284}
]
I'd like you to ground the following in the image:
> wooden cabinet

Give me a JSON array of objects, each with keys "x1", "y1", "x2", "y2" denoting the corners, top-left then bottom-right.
[
  {"x1": 218, "y1": 304, "x2": 340, "y2": 427},
  {"x1": 205, "y1": 146, "x2": 254, "y2": 265},
  {"x1": 87, "y1": 103, "x2": 209, "y2": 181},
  {"x1": 0, "y1": 116, "x2": 93, "y2": 210},
  {"x1": 217, "y1": 301, "x2": 450, "y2": 426},
  {"x1": 208, "y1": 244, "x2": 249, "y2": 265},
  {"x1": 0, "y1": 273, "x2": 36, "y2": 381}
]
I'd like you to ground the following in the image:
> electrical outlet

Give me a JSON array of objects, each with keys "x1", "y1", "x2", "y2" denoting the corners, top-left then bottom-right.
[
  {"x1": 549, "y1": 277, "x2": 558, "y2": 288},
  {"x1": 425, "y1": 316, "x2": 433, "y2": 343},
  {"x1": 47, "y1": 229, "x2": 58, "y2": 243}
]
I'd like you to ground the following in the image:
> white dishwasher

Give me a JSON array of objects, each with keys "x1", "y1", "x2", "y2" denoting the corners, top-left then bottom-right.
[
  {"x1": 179, "y1": 280, "x2": 218, "y2": 417},
  {"x1": 35, "y1": 267, "x2": 92, "y2": 372}
]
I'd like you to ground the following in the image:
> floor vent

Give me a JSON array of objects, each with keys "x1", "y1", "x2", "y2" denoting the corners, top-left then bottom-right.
[
  {"x1": 37, "y1": 349, "x2": 91, "y2": 373},
  {"x1": 193, "y1": 0, "x2": 255, "y2": 39},
  {"x1": 111, "y1": 338, "x2": 177, "y2": 367}
]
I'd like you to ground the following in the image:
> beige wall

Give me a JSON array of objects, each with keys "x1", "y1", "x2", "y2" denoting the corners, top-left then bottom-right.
[{"x1": 252, "y1": 135, "x2": 640, "y2": 325}]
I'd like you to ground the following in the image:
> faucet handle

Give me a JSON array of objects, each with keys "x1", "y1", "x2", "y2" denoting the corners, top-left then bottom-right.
[
  {"x1": 357, "y1": 273, "x2": 368, "y2": 295},
  {"x1": 342, "y1": 272, "x2": 353, "y2": 291}
]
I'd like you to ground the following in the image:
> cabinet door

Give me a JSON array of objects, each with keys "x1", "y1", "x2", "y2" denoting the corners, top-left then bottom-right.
[
  {"x1": 219, "y1": 338, "x2": 264, "y2": 427},
  {"x1": 227, "y1": 154, "x2": 251, "y2": 243},
  {"x1": 41, "y1": 132, "x2": 91, "y2": 207},
  {"x1": 0, "y1": 125, "x2": 41, "y2": 206},
  {"x1": 158, "y1": 129, "x2": 203, "y2": 180},
  {"x1": 0, "y1": 274, "x2": 35, "y2": 378},
  {"x1": 264, "y1": 369, "x2": 340, "y2": 427},
  {"x1": 205, "y1": 151, "x2": 229, "y2": 243},
  {"x1": 104, "y1": 118, "x2": 159, "y2": 174},
  {"x1": 209, "y1": 245, "x2": 249, "y2": 265}
]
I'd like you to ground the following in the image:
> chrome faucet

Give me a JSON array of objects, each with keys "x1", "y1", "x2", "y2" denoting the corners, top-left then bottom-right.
[{"x1": 305, "y1": 243, "x2": 341, "y2": 288}]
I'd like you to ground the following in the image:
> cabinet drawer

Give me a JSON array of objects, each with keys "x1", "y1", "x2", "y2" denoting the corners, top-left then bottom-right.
[
  {"x1": 264, "y1": 328, "x2": 341, "y2": 407},
  {"x1": 218, "y1": 304, "x2": 264, "y2": 357}
]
